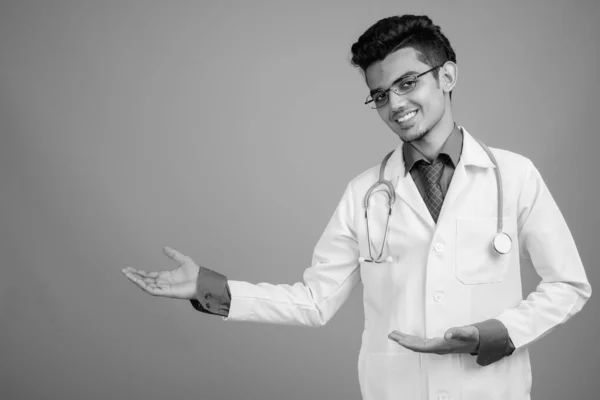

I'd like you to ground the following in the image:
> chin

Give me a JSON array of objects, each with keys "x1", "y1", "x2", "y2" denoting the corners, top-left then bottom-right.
[{"x1": 396, "y1": 125, "x2": 429, "y2": 143}]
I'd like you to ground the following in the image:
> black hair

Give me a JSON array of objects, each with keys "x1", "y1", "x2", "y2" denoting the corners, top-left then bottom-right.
[{"x1": 350, "y1": 15, "x2": 456, "y2": 82}]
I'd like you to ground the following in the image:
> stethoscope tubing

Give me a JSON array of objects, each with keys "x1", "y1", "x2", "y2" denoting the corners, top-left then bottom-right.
[
  {"x1": 476, "y1": 140, "x2": 504, "y2": 233},
  {"x1": 362, "y1": 138, "x2": 509, "y2": 263}
]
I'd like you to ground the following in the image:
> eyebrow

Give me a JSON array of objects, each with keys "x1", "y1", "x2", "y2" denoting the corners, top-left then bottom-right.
[{"x1": 369, "y1": 70, "x2": 420, "y2": 96}]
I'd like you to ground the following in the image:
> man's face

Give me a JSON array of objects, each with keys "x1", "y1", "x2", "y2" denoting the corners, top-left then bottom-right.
[{"x1": 365, "y1": 47, "x2": 447, "y2": 143}]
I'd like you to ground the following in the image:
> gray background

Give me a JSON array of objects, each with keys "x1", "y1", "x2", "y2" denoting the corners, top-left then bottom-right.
[{"x1": 1, "y1": 1, "x2": 598, "y2": 399}]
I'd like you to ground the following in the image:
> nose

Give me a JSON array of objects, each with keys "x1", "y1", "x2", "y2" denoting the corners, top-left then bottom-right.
[{"x1": 387, "y1": 89, "x2": 408, "y2": 110}]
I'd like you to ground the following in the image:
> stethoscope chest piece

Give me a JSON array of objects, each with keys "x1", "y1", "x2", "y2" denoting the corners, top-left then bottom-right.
[{"x1": 493, "y1": 232, "x2": 512, "y2": 254}]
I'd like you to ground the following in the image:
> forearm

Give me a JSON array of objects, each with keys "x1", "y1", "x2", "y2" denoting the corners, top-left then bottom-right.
[
  {"x1": 496, "y1": 161, "x2": 592, "y2": 350},
  {"x1": 224, "y1": 266, "x2": 361, "y2": 326},
  {"x1": 495, "y1": 273, "x2": 590, "y2": 349}
]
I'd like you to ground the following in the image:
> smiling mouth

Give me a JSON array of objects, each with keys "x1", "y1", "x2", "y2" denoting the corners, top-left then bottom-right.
[{"x1": 395, "y1": 110, "x2": 418, "y2": 123}]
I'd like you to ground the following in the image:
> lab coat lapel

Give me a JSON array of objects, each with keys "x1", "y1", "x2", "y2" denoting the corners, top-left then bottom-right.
[
  {"x1": 440, "y1": 156, "x2": 468, "y2": 220},
  {"x1": 388, "y1": 144, "x2": 435, "y2": 228},
  {"x1": 441, "y1": 128, "x2": 496, "y2": 220}
]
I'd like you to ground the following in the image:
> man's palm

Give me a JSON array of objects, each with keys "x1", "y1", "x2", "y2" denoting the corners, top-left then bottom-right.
[
  {"x1": 388, "y1": 325, "x2": 480, "y2": 355},
  {"x1": 122, "y1": 246, "x2": 199, "y2": 300}
]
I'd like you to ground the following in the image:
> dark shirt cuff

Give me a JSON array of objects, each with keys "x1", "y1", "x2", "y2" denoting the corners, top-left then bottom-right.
[
  {"x1": 189, "y1": 266, "x2": 231, "y2": 317},
  {"x1": 471, "y1": 319, "x2": 516, "y2": 367}
]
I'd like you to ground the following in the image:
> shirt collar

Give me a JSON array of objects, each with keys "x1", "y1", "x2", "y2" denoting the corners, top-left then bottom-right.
[{"x1": 402, "y1": 124, "x2": 463, "y2": 175}]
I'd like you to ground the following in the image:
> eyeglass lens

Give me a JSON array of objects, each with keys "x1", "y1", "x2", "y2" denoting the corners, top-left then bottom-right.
[{"x1": 370, "y1": 79, "x2": 418, "y2": 109}]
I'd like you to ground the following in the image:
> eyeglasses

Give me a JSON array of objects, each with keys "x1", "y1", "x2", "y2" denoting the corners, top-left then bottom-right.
[{"x1": 364, "y1": 65, "x2": 444, "y2": 109}]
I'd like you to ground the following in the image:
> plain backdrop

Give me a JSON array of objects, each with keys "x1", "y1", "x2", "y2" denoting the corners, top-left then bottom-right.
[{"x1": 1, "y1": 1, "x2": 599, "y2": 399}]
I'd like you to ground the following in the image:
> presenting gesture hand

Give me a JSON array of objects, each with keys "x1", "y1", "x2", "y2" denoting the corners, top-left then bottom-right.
[
  {"x1": 388, "y1": 325, "x2": 480, "y2": 355},
  {"x1": 122, "y1": 246, "x2": 199, "y2": 300}
]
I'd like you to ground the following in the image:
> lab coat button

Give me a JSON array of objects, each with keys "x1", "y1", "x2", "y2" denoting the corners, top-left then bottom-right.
[
  {"x1": 205, "y1": 303, "x2": 211, "y2": 309},
  {"x1": 438, "y1": 394, "x2": 449, "y2": 400},
  {"x1": 204, "y1": 293, "x2": 212, "y2": 300},
  {"x1": 434, "y1": 292, "x2": 444, "y2": 302},
  {"x1": 434, "y1": 242, "x2": 444, "y2": 253}
]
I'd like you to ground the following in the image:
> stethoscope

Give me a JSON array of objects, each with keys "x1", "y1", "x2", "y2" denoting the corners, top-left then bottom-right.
[{"x1": 359, "y1": 140, "x2": 512, "y2": 263}]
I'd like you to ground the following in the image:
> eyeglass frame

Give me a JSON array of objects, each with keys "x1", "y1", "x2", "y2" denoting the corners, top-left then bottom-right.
[{"x1": 364, "y1": 64, "x2": 445, "y2": 109}]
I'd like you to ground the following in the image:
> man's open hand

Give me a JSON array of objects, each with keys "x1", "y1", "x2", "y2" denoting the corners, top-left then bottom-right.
[
  {"x1": 388, "y1": 325, "x2": 480, "y2": 355},
  {"x1": 121, "y1": 246, "x2": 199, "y2": 300}
]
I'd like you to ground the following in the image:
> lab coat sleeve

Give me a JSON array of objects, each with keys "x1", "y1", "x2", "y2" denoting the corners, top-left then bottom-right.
[
  {"x1": 494, "y1": 161, "x2": 591, "y2": 350},
  {"x1": 222, "y1": 183, "x2": 361, "y2": 327}
]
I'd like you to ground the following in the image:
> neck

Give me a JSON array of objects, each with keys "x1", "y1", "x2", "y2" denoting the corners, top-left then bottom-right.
[{"x1": 410, "y1": 106, "x2": 455, "y2": 162}]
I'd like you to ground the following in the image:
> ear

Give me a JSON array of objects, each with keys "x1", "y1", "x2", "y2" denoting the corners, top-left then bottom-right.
[{"x1": 439, "y1": 61, "x2": 458, "y2": 94}]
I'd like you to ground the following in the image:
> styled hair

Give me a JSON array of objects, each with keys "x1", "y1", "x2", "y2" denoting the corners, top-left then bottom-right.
[{"x1": 350, "y1": 15, "x2": 456, "y2": 81}]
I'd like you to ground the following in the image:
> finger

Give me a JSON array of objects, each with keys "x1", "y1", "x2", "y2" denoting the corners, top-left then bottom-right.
[
  {"x1": 123, "y1": 267, "x2": 150, "y2": 277},
  {"x1": 124, "y1": 270, "x2": 174, "y2": 297},
  {"x1": 124, "y1": 268, "x2": 163, "y2": 279},
  {"x1": 443, "y1": 327, "x2": 480, "y2": 354},
  {"x1": 122, "y1": 268, "x2": 144, "y2": 280},
  {"x1": 136, "y1": 269, "x2": 172, "y2": 280},
  {"x1": 444, "y1": 328, "x2": 460, "y2": 341},
  {"x1": 123, "y1": 269, "x2": 155, "y2": 283},
  {"x1": 163, "y1": 246, "x2": 187, "y2": 265},
  {"x1": 123, "y1": 270, "x2": 152, "y2": 291},
  {"x1": 136, "y1": 275, "x2": 172, "y2": 288},
  {"x1": 444, "y1": 326, "x2": 476, "y2": 341},
  {"x1": 136, "y1": 269, "x2": 154, "y2": 277},
  {"x1": 388, "y1": 332, "x2": 428, "y2": 351},
  {"x1": 130, "y1": 272, "x2": 159, "y2": 283},
  {"x1": 124, "y1": 270, "x2": 160, "y2": 290},
  {"x1": 141, "y1": 276, "x2": 159, "y2": 285},
  {"x1": 389, "y1": 332, "x2": 449, "y2": 353}
]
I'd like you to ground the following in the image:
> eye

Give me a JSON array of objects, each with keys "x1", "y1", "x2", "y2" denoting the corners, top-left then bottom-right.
[
  {"x1": 398, "y1": 79, "x2": 417, "y2": 92},
  {"x1": 374, "y1": 92, "x2": 388, "y2": 103}
]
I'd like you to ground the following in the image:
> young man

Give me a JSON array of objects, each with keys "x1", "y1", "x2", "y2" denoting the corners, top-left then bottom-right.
[{"x1": 123, "y1": 15, "x2": 591, "y2": 400}]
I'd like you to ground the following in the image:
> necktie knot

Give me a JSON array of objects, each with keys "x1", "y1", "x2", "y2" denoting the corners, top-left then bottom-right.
[{"x1": 418, "y1": 159, "x2": 444, "y2": 186}]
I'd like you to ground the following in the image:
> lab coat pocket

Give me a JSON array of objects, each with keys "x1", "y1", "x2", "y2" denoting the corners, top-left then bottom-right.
[
  {"x1": 363, "y1": 353, "x2": 420, "y2": 400},
  {"x1": 455, "y1": 217, "x2": 510, "y2": 285}
]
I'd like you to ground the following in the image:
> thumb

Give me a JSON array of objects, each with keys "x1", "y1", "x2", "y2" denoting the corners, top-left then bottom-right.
[
  {"x1": 444, "y1": 326, "x2": 474, "y2": 341},
  {"x1": 163, "y1": 246, "x2": 187, "y2": 265}
]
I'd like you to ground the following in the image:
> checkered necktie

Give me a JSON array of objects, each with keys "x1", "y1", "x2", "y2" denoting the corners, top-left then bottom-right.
[{"x1": 418, "y1": 159, "x2": 445, "y2": 222}]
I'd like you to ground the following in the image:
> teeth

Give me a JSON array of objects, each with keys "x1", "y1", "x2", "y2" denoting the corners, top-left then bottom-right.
[{"x1": 397, "y1": 111, "x2": 416, "y2": 122}]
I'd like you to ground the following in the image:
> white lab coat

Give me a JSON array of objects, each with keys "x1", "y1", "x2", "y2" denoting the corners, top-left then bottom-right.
[{"x1": 224, "y1": 127, "x2": 591, "y2": 400}]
